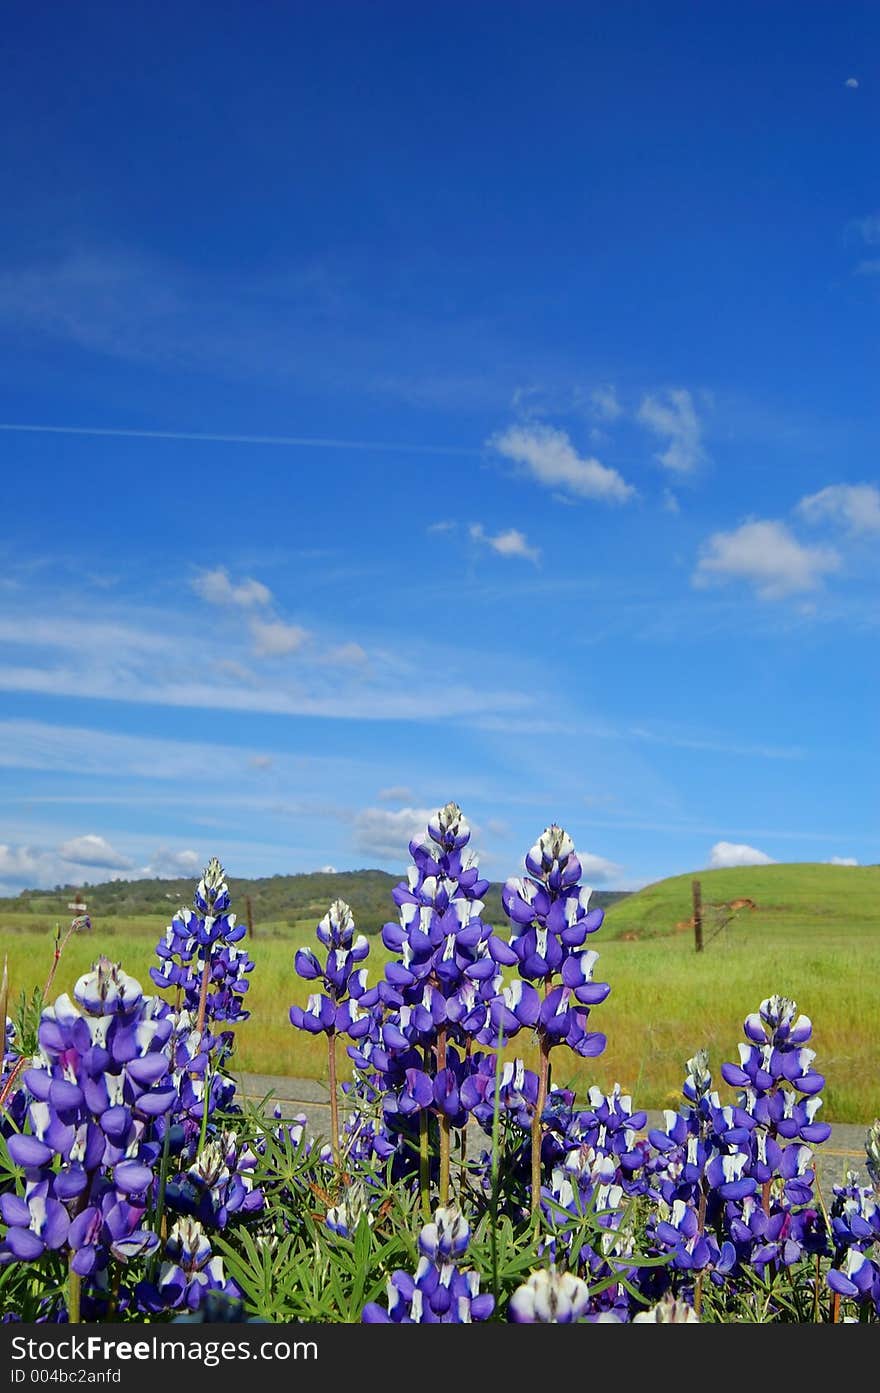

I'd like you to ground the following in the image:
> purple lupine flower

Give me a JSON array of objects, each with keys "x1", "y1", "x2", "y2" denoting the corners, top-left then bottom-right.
[
  {"x1": 461, "y1": 1054, "x2": 540, "y2": 1132},
  {"x1": 826, "y1": 1120, "x2": 880, "y2": 1315},
  {"x1": 500, "y1": 826, "x2": 609, "y2": 1053},
  {"x1": 166, "y1": 1131, "x2": 263, "y2": 1230},
  {"x1": 137, "y1": 1217, "x2": 241, "y2": 1313},
  {"x1": 550, "y1": 1084, "x2": 650, "y2": 1199},
  {"x1": 353, "y1": 803, "x2": 512, "y2": 1188},
  {"x1": 289, "y1": 900, "x2": 379, "y2": 1041},
  {"x1": 0, "y1": 959, "x2": 177, "y2": 1295},
  {"x1": 718, "y1": 995, "x2": 831, "y2": 1274},
  {"x1": 151, "y1": 858, "x2": 253, "y2": 1059},
  {"x1": 0, "y1": 1183, "x2": 69, "y2": 1262},
  {"x1": 500, "y1": 824, "x2": 610, "y2": 1217},
  {"x1": 361, "y1": 1207, "x2": 494, "y2": 1323}
]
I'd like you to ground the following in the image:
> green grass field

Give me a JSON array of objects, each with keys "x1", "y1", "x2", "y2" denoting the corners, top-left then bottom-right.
[{"x1": 2, "y1": 862, "x2": 877, "y2": 1122}]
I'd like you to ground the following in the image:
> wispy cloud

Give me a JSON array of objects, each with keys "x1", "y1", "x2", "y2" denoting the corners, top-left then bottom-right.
[
  {"x1": 637, "y1": 388, "x2": 704, "y2": 473},
  {"x1": 0, "y1": 615, "x2": 174, "y2": 656},
  {"x1": 469, "y1": 523, "x2": 541, "y2": 564},
  {"x1": 141, "y1": 847, "x2": 202, "y2": 877},
  {"x1": 590, "y1": 385, "x2": 622, "y2": 422},
  {"x1": 797, "y1": 483, "x2": 880, "y2": 535},
  {"x1": 319, "y1": 642, "x2": 369, "y2": 666},
  {"x1": 377, "y1": 786, "x2": 413, "y2": 803},
  {"x1": 490, "y1": 423, "x2": 635, "y2": 504},
  {"x1": 0, "y1": 576, "x2": 531, "y2": 725},
  {"x1": 353, "y1": 806, "x2": 436, "y2": 861},
  {"x1": 844, "y1": 77, "x2": 860, "y2": 89},
  {"x1": 694, "y1": 520, "x2": 840, "y2": 598},
  {"x1": 248, "y1": 617, "x2": 311, "y2": 657},
  {"x1": 0, "y1": 661, "x2": 527, "y2": 723},
  {"x1": 575, "y1": 849, "x2": 624, "y2": 883},
  {"x1": 191, "y1": 567, "x2": 272, "y2": 608}
]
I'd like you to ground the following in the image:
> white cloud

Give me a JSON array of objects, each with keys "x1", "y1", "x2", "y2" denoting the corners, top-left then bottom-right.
[
  {"x1": 248, "y1": 617, "x2": 310, "y2": 657},
  {"x1": 249, "y1": 754, "x2": 273, "y2": 770},
  {"x1": 427, "y1": 520, "x2": 457, "y2": 534},
  {"x1": 141, "y1": 848, "x2": 202, "y2": 878},
  {"x1": 694, "y1": 520, "x2": 840, "y2": 598},
  {"x1": 353, "y1": 807, "x2": 436, "y2": 861},
  {"x1": 828, "y1": 855, "x2": 859, "y2": 866},
  {"x1": 637, "y1": 389, "x2": 704, "y2": 473},
  {"x1": 0, "y1": 662, "x2": 528, "y2": 723},
  {"x1": 317, "y1": 864, "x2": 337, "y2": 874},
  {"x1": 662, "y1": 488, "x2": 680, "y2": 514},
  {"x1": 58, "y1": 834, "x2": 133, "y2": 870},
  {"x1": 845, "y1": 77, "x2": 859, "y2": 89},
  {"x1": 490, "y1": 424, "x2": 635, "y2": 504},
  {"x1": 377, "y1": 786, "x2": 413, "y2": 803},
  {"x1": 797, "y1": 483, "x2": 880, "y2": 535},
  {"x1": 192, "y1": 567, "x2": 271, "y2": 608},
  {"x1": 0, "y1": 844, "x2": 43, "y2": 880},
  {"x1": 708, "y1": 841, "x2": 775, "y2": 869},
  {"x1": 0, "y1": 615, "x2": 174, "y2": 656},
  {"x1": 320, "y1": 642, "x2": 369, "y2": 666},
  {"x1": 469, "y1": 523, "x2": 541, "y2": 564},
  {"x1": 590, "y1": 385, "x2": 622, "y2": 422},
  {"x1": 577, "y1": 850, "x2": 624, "y2": 884}
]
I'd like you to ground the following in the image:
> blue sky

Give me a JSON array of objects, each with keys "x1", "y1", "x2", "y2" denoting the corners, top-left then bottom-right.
[{"x1": 1, "y1": 2, "x2": 878, "y2": 895}]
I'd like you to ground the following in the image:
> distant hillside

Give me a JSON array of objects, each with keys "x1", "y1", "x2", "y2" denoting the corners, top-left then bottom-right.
[
  {"x1": 603, "y1": 862, "x2": 879, "y2": 942},
  {"x1": 0, "y1": 868, "x2": 631, "y2": 936}
]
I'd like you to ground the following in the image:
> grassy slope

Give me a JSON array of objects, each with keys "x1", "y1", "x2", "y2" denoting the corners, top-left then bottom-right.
[{"x1": 2, "y1": 864, "x2": 877, "y2": 1122}]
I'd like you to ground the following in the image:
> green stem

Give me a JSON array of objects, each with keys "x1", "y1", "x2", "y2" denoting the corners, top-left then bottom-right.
[
  {"x1": 419, "y1": 1108, "x2": 431, "y2": 1220},
  {"x1": 152, "y1": 1113, "x2": 173, "y2": 1263},
  {"x1": 437, "y1": 1028, "x2": 450, "y2": 1205},
  {"x1": 328, "y1": 1031, "x2": 340, "y2": 1169},
  {"x1": 529, "y1": 1041, "x2": 551, "y2": 1225},
  {"x1": 694, "y1": 1181, "x2": 708, "y2": 1316},
  {"x1": 68, "y1": 1265, "x2": 81, "y2": 1324},
  {"x1": 489, "y1": 1030, "x2": 504, "y2": 1310}
]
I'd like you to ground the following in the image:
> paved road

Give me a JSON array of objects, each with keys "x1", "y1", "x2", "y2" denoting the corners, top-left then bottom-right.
[{"x1": 234, "y1": 1071, "x2": 872, "y2": 1193}]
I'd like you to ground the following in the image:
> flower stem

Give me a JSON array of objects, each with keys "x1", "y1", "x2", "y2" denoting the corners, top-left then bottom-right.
[
  {"x1": 694, "y1": 1180, "x2": 708, "y2": 1316},
  {"x1": 328, "y1": 1031, "x2": 340, "y2": 1168},
  {"x1": 152, "y1": 1117, "x2": 173, "y2": 1262},
  {"x1": 489, "y1": 1031, "x2": 504, "y2": 1308},
  {"x1": 68, "y1": 1265, "x2": 81, "y2": 1324},
  {"x1": 0, "y1": 1057, "x2": 25, "y2": 1114},
  {"x1": 437, "y1": 1027, "x2": 450, "y2": 1205},
  {"x1": 419, "y1": 1108, "x2": 431, "y2": 1220},
  {"x1": 531, "y1": 1035, "x2": 551, "y2": 1221}
]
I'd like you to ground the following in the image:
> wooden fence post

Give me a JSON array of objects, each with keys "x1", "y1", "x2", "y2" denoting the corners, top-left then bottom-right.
[
  {"x1": 246, "y1": 894, "x2": 255, "y2": 940},
  {"x1": 692, "y1": 879, "x2": 703, "y2": 953}
]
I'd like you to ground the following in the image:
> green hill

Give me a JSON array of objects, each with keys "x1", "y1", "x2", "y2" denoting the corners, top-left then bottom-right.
[
  {"x1": 0, "y1": 868, "x2": 630, "y2": 936},
  {"x1": 602, "y1": 861, "x2": 879, "y2": 944}
]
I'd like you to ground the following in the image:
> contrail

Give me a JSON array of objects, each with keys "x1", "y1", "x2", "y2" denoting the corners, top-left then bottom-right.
[{"x1": 0, "y1": 422, "x2": 481, "y2": 456}]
